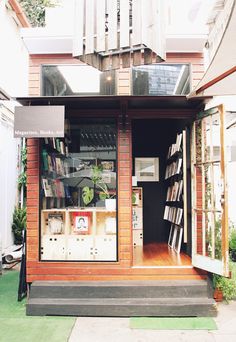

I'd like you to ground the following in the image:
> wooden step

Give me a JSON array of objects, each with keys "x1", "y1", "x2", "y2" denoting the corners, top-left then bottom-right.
[
  {"x1": 29, "y1": 279, "x2": 211, "y2": 299},
  {"x1": 26, "y1": 297, "x2": 217, "y2": 317}
]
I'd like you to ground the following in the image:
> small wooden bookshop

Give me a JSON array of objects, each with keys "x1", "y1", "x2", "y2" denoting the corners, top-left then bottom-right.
[{"x1": 17, "y1": 95, "x2": 230, "y2": 316}]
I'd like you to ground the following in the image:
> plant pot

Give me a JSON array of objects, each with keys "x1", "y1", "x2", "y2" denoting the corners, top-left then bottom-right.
[
  {"x1": 105, "y1": 198, "x2": 116, "y2": 211},
  {"x1": 213, "y1": 288, "x2": 223, "y2": 302}
]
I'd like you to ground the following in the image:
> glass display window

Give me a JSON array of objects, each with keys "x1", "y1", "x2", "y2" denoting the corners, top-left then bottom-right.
[{"x1": 40, "y1": 118, "x2": 117, "y2": 261}]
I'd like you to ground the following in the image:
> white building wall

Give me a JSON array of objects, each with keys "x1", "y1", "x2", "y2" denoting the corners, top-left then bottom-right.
[
  {"x1": 0, "y1": 0, "x2": 29, "y2": 252},
  {"x1": 0, "y1": 107, "x2": 20, "y2": 250}
]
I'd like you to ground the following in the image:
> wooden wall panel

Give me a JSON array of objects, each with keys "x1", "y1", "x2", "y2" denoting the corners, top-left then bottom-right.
[
  {"x1": 29, "y1": 52, "x2": 204, "y2": 96},
  {"x1": 26, "y1": 138, "x2": 40, "y2": 269},
  {"x1": 25, "y1": 52, "x2": 206, "y2": 282}
]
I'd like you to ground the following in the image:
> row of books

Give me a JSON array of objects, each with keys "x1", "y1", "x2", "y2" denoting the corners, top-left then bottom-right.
[
  {"x1": 42, "y1": 149, "x2": 69, "y2": 176},
  {"x1": 165, "y1": 158, "x2": 182, "y2": 179},
  {"x1": 163, "y1": 206, "x2": 183, "y2": 226},
  {"x1": 166, "y1": 180, "x2": 183, "y2": 202},
  {"x1": 42, "y1": 178, "x2": 70, "y2": 198},
  {"x1": 167, "y1": 133, "x2": 183, "y2": 159},
  {"x1": 44, "y1": 137, "x2": 69, "y2": 156}
]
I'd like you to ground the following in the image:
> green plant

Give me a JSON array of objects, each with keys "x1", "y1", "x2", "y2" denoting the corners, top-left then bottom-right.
[
  {"x1": 12, "y1": 207, "x2": 26, "y2": 245},
  {"x1": 213, "y1": 262, "x2": 236, "y2": 302},
  {"x1": 229, "y1": 228, "x2": 236, "y2": 261},
  {"x1": 19, "y1": 0, "x2": 58, "y2": 27},
  {"x1": 82, "y1": 186, "x2": 94, "y2": 206},
  {"x1": 132, "y1": 192, "x2": 136, "y2": 205},
  {"x1": 18, "y1": 146, "x2": 27, "y2": 190}
]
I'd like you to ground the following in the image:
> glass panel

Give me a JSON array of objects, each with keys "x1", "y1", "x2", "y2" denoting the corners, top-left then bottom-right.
[
  {"x1": 203, "y1": 164, "x2": 212, "y2": 210},
  {"x1": 205, "y1": 211, "x2": 213, "y2": 257},
  {"x1": 41, "y1": 65, "x2": 116, "y2": 96},
  {"x1": 212, "y1": 162, "x2": 222, "y2": 211},
  {"x1": 214, "y1": 212, "x2": 222, "y2": 260},
  {"x1": 225, "y1": 112, "x2": 236, "y2": 260},
  {"x1": 40, "y1": 118, "x2": 117, "y2": 261},
  {"x1": 195, "y1": 209, "x2": 203, "y2": 255},
  {"x1": 202, "y1": 116, "x2": 211, "y2": 163},
  {"x1": 195, "y1": 120, "x2": 202, "y2": 165},
  {"x1": 132, "y1": 64, "x2": 190, "y2": 96},
  {"x1": 211, "y1": 113, "x2": 221, "y2": 162}
]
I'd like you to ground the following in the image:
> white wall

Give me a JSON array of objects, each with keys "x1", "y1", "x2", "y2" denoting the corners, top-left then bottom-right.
[
  {"x1": 0, "y1": 0, "x2": 28, "y2": 251},
  {"x1": 0, "y1": 105, "x2": 20, "y2": 250},
  {"x1": 0, "y1": 0, "x2": 28, "y2": 97}
]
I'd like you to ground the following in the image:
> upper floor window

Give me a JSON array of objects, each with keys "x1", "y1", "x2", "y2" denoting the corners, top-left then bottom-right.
[
  {"x1": 41, "y1": 65, "x2": 116, "y2": 96},
  {"x1": 132, "y1": 64, "x2": 190, "y2": 96}
]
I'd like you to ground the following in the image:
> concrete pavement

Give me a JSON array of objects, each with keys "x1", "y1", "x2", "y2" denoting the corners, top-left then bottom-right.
[{"x1": 69, "y1": 301, "x2": 236, "y2": 342}]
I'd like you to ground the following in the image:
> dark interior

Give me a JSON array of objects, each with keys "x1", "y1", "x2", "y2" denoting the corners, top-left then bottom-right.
[{"x1": 132, "y1": 118, "x2": 190, "y2": 246}]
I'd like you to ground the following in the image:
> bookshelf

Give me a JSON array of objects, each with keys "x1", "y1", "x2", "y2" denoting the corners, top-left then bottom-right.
[
  {"x1": 40, "y1": 208, "x2": 117, "y2": 261},
  {"x1": 41, "y1": 137, "x2": 71, "y2": 209},
  {"x1": 164, "y1": 130, "x2": 187, "y2": 253},
  {"x1": 132, "y1": 187, "x2": 143, "y2": 247}
]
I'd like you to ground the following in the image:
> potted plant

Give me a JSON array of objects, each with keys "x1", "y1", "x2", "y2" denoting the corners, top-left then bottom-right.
[
  {"x1": 82, "y1": 165, "x2": 116, "y2": 210},
  {"x1": 213, "y1": 262, "x2": 236, "y2": 302},
  {"x1": 12, "y1": 207, "x2": 26, "y2": 245}
]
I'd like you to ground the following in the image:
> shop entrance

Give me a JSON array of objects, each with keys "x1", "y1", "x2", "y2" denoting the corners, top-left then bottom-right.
[{"x1": 132, "y1": 119, "x2": 192, "y2": 267}]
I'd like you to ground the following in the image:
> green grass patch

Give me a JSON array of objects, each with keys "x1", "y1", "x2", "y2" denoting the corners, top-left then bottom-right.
[
  {"x1": 130, "y1": 317, "x2": 217, "y2": 330},
  {"x1": 0, "y1": 270, "x2": 75, "y2": 342}
]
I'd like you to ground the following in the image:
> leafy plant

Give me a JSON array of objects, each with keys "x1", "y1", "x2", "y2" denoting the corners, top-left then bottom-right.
[
  {"x1": 19, "y1": 0, "x2": 58, "y2": 27},
  {"x1": 18, "y1": 146, "x2": 27, "y2": 190},
  {"x1": 82, "y1": 165, "x2": 115, "y2": 205},
  {"x1": 12, "y1": 207, "x2": 26, "y2": 245},
  {"x1": 82, "y1": 186, "x2": 94, "y2": 206},
  {"x1": 213, "y1": 262, "x2": 236, "y2": 302},
  {"x1": 229, "y1": 228, "x2": 236, "y2": 261}
]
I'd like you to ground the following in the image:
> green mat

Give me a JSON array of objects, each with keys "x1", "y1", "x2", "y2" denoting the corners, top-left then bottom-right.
[
  {"x1": 0, "y1": 270, "x2": 75, "y2": 342},
  {"x1": 130, "y1": 317, "x2": 217, "y2": 330}
]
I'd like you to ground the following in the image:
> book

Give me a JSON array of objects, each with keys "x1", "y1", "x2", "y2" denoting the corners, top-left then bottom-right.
[
  {"x1": 42, "y1": 149, "x2": 49, "y2": 171},
  {"x1": 72, "y1": 212, "x2": 91, "y2": 234},
  {"x1": 42, "y1": 178, "x2": 53, "y2": 197},
  {"x1": 48, "y1": 213, "x2": 64, "y2": 234}
]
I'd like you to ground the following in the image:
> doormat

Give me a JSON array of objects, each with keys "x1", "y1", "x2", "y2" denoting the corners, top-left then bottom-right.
[{"x1": 130, "y1": 317, "x2": 217, "y2": 330}]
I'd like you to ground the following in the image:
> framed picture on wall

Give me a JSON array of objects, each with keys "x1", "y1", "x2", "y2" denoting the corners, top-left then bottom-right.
[{"x1": 135, "y1": 158, "x2": 159, "y2": 182}]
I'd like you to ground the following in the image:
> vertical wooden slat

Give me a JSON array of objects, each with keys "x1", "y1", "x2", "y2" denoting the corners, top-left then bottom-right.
[
  {"x1": 141, "y1": 0, "x2": 149, "y2": 48},
  {"x1": 132, "y1": 0, "x2": 142, "y2": 46},
  {"x1": 96, "y1": 0, "x2": 106, "y2": 52},
  {"x1": 107, "y1": 0, "x2": 117, "y2": 50},
  {"x1": 85, "y1": 0, "x2": 95, "y2": 54},
  {"x1": 72, "y1": 0, "x2": 84, "y2": 57},
  {"x1": 120, "y1": 0, "x2": 130, "y2": 48},
  {"x1": 133, "y1": 51, "x2": 142, "y2": 66}
]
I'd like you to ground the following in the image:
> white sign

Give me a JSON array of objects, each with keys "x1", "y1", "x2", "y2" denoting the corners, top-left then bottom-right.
[{"x1": 14, "y1": 106, "x2": 65, "y2": 138}]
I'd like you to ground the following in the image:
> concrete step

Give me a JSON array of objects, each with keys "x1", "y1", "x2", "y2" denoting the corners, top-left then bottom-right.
[
  {"x1": 29, "y1": 280, "x2": 210, "y2": 299},
  {"x1": 26, "y1": 297, "x2": 217, "y2": 317}
]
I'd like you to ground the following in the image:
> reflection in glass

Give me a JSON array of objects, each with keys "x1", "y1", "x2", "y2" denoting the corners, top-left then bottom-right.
[
  {"x1": 226, "y1": 113, "x2": 236, "y2": 231},
  {"x1": 40, "y1": 118, "x2": 117, "y2": 261},
  {"x1": 203, "y1": 116, "x2": 211, "y2": 163},
  {"x1": 212, "y1": 162, "x2": 222, "y2": 211},
  {"x1": 41, "y1": 65, "x2": 116, "y2": 96},
  {"x1": 214, "y1": 212, "x2": 222, "y2": 260},
  {"x1": 132, "y1": 64, "x2": 190, "y2": 95},
  {"x1": 212, "y1": 114, "x2": 221, "y2": 162}
]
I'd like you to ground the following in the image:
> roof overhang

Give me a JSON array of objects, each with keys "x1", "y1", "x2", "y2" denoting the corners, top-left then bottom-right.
[
  {"x1": 16, "y1": 95, "x2": 211, "y2": 114},
  {"x1": 190, "y1": 0, "x2": 236, "y2": 97}
]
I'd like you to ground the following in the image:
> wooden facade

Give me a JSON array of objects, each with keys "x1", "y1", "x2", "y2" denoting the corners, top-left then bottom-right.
[{"x1": 25, "y1": 52, "x2": 209, "y2": 283}]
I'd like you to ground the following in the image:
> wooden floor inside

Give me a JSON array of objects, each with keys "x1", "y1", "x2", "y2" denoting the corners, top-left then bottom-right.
[{"x1": 133, "y1": 242, "x2": 192, "y2": 267}]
